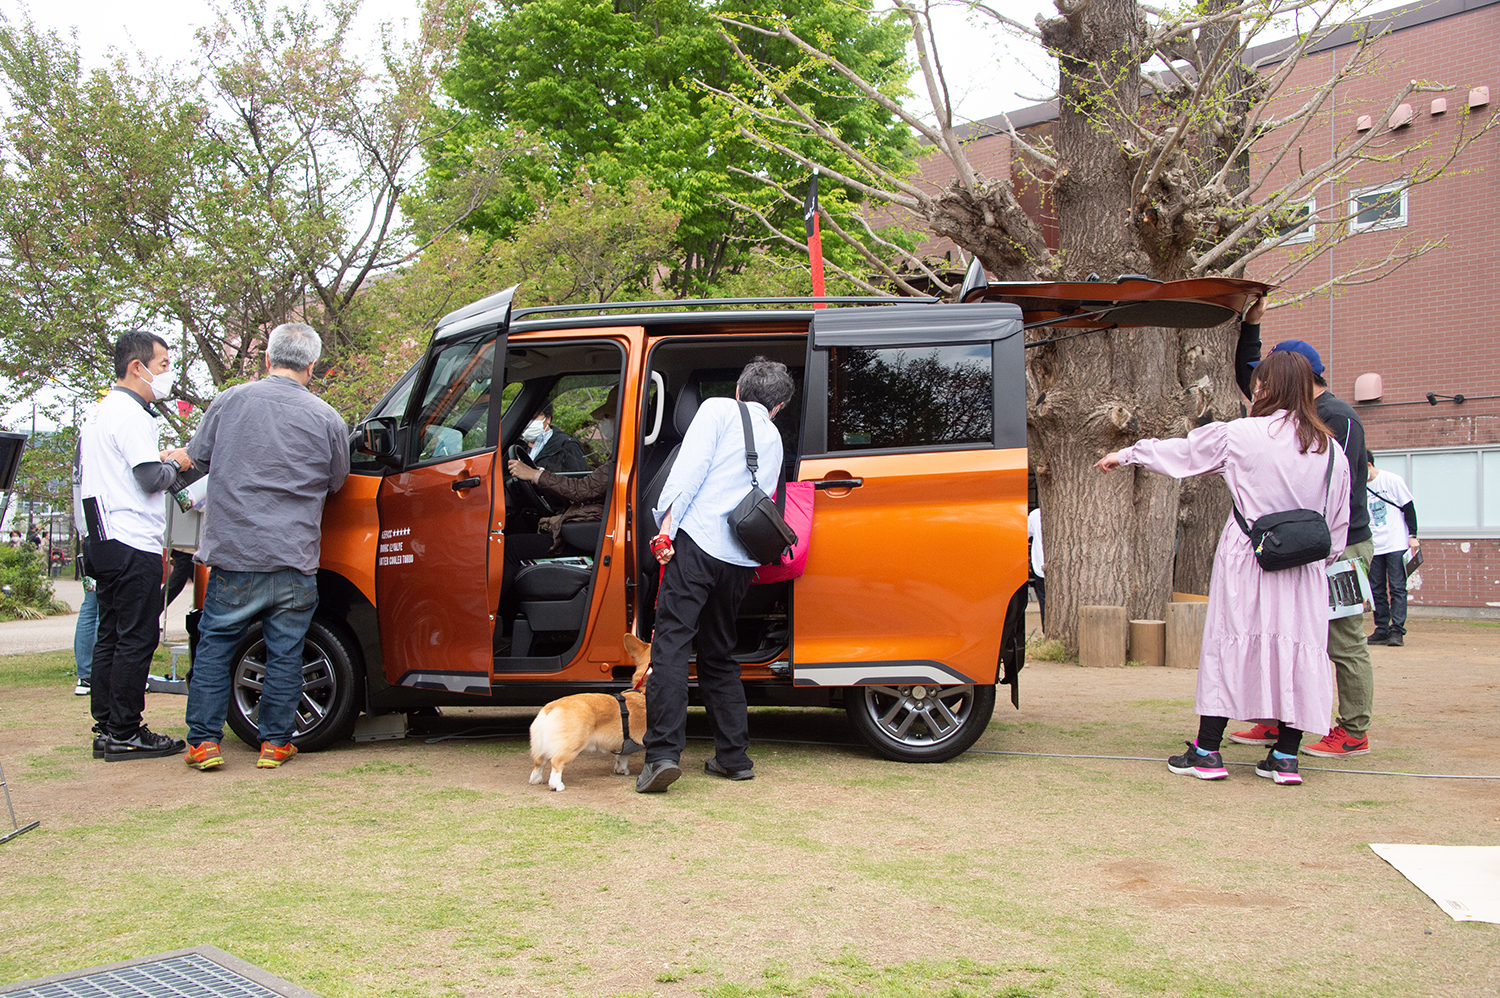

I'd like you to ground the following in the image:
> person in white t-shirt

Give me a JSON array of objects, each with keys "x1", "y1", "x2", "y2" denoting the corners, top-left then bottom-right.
[
  {"x1": 1365, "y1": 454, "x2": 1419, "y2": 647},
  {"x1": 80, "y1": 331, "x2": 190, "y2": 762},
  {"x1": 1027, "y1": 507, "x2": 1046, "y2": 629}
]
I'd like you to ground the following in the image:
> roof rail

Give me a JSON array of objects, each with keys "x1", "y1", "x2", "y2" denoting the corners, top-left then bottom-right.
[{"x1": 510, "y1": 295, "x2": 940, "y2": 321}]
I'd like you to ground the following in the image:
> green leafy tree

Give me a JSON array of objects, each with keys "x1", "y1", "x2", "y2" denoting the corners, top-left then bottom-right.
[
  {"x1": 0, "y1": 0, "x2": 508, "y2": 417},
  {"x1": 426, "y1": 0, "x2": 915, "y2": 296}
]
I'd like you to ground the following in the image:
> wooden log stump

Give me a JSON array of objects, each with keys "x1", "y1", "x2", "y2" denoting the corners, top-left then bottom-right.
[
  {"x1": 1165, "y1": 601, "x2": 1209, "y2": 669},
  {"x1": 1129, "y1": 619, "x2": 1166, "y2": 667},
  {"x1": 1079, "y1": 605, "x2": 1127, "y2": 668}
]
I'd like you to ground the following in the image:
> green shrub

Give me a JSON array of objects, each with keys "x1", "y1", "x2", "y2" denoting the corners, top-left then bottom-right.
[{"x1": 0, "y1": 545, "x2": 70, "y2": 620}]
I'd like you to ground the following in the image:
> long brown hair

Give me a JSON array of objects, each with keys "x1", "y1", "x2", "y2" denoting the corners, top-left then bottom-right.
[{"x1": 1249, "y1": 351, "x2": 1334, "y2": 454}]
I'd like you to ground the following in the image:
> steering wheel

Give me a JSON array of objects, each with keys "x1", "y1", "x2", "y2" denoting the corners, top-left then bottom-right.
[{"x1": 504, "y1": 444, "x2": 559, "y2": 515}]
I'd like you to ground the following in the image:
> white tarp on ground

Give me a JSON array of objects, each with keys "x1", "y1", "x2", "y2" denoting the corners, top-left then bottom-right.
[{"x1": 1370, "y1": 844, "x2": 1500, "y2": 923}]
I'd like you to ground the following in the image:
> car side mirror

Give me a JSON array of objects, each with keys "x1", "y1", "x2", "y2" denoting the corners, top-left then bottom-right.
[{"x1": 354, "y1": 416, "x2": 402, "y2": 469}]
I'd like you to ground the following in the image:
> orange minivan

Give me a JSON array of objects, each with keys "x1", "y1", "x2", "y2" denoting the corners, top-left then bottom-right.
[{"x1": 211, "y1": 273, "x2": 1265, "y2": 762}]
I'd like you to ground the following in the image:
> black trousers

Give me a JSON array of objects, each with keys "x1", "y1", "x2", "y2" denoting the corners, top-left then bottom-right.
[
  {"x1": 644, "y1": 531, "x2": 755, "y2": 770},
  {"x1": 87, "y1": 539, "x2": 163, "y2": 737}
]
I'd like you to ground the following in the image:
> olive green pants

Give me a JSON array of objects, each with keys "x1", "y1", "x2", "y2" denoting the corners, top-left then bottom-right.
[{"x1": 1327, "y1": 536, "x2": 1375, "y2": 737}]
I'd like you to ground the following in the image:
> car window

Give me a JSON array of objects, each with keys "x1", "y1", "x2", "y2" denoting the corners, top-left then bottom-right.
[
  {"x1": 828, "y1": 343, "x2": 992, "y2": 450},
  {"x1": 413, "y1": 338, "x2": 495, "y2": 463},
  {"x1": 545, "y1": 377, "x2": 615, "y2": 469}
]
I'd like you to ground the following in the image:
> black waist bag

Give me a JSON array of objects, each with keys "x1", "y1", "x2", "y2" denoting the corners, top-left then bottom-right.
[
  {"x1": 1232, "y1": 446, "x2": 1336, "y2": 572},
  {"x1": 728, "y1": 401, "x2": 797, "y2": 566}
]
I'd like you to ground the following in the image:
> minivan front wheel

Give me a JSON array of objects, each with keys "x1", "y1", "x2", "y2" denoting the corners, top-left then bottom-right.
[
  {"x1": 845, "y1": 683, "x2": 995, "y2": 763},
  {"x1": 225, "y1": 619, "x2": 360, "y2": 752}
]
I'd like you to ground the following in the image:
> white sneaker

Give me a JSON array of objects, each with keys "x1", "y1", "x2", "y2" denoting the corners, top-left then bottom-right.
[{"x1": 74, "y1": 679, "x2": 90, "y2": 696}]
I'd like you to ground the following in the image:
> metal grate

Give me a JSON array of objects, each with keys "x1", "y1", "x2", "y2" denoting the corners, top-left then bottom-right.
[{"x1": 3, "y1": 950, "x2": 317, "y2": 998}]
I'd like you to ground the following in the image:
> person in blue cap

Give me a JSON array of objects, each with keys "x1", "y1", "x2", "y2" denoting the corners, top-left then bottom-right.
[{"x1": 1230, "y1": 305, "x2": 1375, "y2": 758}]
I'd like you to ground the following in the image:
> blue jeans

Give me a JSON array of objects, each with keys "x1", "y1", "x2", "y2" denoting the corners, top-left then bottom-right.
[
  {"x1": 185, "y1": 568, "x2": 318, "y2": 746},
  {"x1": 74, "y1": 588, "x2": 99, "y2": 681},
  {"x1": 1368, "y1": 551, "x2": 1408, "y2": 636}
]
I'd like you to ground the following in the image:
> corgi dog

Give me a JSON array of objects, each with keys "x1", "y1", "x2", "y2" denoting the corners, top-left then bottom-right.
[{"x1": 528, "y1": 633, "x2": 652, "y2": 791}]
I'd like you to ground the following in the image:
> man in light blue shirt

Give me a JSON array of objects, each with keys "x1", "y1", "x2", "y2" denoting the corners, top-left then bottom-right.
[{"x1": 637, "y1": 359, "x2": 795, "y2": 792}]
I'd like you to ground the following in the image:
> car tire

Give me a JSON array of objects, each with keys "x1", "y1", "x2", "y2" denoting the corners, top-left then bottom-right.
[
  {"x1": 226, "y1": 618, "x2": 361, "y2": 752},
  {"x1": 845, "y1": 682, "x2": 996, "y2": 763}
]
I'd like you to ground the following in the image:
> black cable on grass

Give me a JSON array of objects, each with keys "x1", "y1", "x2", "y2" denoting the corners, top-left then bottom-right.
[
  {"x1": 964, "y1": 748, "x2": 1500, "y2": 780},
  {"x1": 423, "y1": 730, "x2": 1500, "y2": 780}
]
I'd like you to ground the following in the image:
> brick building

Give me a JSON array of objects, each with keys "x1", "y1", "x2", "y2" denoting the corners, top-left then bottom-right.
[{"x1": 910, "y1": 0, "x2": 1499, "y2": 607}]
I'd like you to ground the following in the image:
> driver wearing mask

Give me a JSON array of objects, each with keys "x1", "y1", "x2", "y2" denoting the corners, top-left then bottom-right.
[
  {"x1": 519, "y1": 402, "x2": 589, "y2": 474},
  {"x1": 507, "y1": 388, "x2": 616, "y2": 510},
  {"x1": 499, "y1": 389, "x2": 618, "y2": 645}
]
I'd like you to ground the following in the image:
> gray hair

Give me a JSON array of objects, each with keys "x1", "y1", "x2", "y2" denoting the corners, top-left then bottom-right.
[
  {"x1": 267, "y1": 323, "x2": 323, "y2": 371},
  {"x1": 737, "y1": 357, "x2": 795, "y2": 411}
]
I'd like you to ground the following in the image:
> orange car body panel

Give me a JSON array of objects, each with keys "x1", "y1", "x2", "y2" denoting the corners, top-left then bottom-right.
[
  {"x1": 793, "y1": 447, "x2": 1028, "y2": 684},
  {"x1": 319, "y1": 473, "x2": 381, "y2": 605}
]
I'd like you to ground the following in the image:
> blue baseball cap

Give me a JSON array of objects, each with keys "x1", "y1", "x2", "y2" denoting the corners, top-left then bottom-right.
[{"x1": 1249, "y1": 339, "x2": 1324, "y2": 376}]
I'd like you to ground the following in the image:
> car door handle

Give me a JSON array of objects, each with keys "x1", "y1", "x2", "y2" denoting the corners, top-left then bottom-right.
[
  {"x1": 452, "y1": 477, "x2": 482, "y2": 492},
  {"x1": 811, "y1": 478, "x2": 863, "y2": 490}
]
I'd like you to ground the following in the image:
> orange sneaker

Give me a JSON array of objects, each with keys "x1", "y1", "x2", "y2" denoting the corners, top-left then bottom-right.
[
  {"x1": 1301, "y1": 725, "x2": 1370, "y2": 758},
  {"x1": 1228, "y1": 723, "x2": 1279, "y2": 746},
  {"x1": 256, "y1": 742, "x2": 298, "y2": 769},
  {"x1": 184, "y1": 742, "x2": 224, "y2": 771}
]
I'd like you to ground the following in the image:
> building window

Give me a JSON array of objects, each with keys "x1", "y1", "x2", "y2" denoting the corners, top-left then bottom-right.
[
  {"x1": 1348, "y1": 183, "x2": 1408, "y2": 234},
  {"x1": 1267, "y1": 198, "x2": 1315, "y2": 245},
  {"x1": 1372, "y1": 448, "x2": 1500, "y2": 537}
]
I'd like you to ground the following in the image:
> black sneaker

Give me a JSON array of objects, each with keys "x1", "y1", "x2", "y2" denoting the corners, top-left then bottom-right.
[
  {"x1": 1366, "y1": 631, "x2": 1389, "y2": 645},
  {"x1": 74, "y1": 678, "x2": 91, "y2": 696},
  {"x1": 92, "y1": 732, "x2": 107, "y2": 759},
  {"x1": 104, "y1": 725, "x2": 186, "y2": 762},
  {"x1": 1166, "y1": 741, "x2": 1228, "y2": 780},
  {"x1": 1255, "y1": 752, "x2": 1303, "y2": 786},
  {"x1": 704, "y1": 758, "x2": 755, "y2": 781},
  {"x1": 635, "y1": 760, "x2": 682, "y2": 793},
  {"x1": 1385, "y1": 632, "x2": 1404, "y2": 647}
]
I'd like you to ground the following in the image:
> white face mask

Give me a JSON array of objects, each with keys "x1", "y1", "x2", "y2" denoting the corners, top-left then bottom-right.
[
  {"x1": 139, "y1": 363, "x2": 175, "y2": 400},
  {"x1": 596, "y1": 417, "x2": 614, "y2": 443},
  {"x1": 521, "y1": 418, "x2": 546, "y2": 444}
]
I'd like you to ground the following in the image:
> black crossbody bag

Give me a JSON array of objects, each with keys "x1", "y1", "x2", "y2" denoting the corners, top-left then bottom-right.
[
  {"x1": 727, "y1": 401, "x2": 798, "y2": 566},
  {"x1": 1231, "y1": 445, "x2": 1337, "y2": 572}
]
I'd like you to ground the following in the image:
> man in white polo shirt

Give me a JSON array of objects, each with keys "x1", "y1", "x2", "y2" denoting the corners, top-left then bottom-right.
[{"x1": 80, "y1": 331, "x2": 189, "y2": 761}]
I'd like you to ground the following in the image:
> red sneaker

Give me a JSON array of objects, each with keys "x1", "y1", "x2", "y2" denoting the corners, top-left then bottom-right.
[
  {"x1": 1301, "y1": 725, "x2": 1370, "y2": 758},
  {"x1": 257, "y1": 742, "x2": 298, "y2": 769},
  {"x1": 1228, "y1": 723, "x2": 1279, "y2": 746}
]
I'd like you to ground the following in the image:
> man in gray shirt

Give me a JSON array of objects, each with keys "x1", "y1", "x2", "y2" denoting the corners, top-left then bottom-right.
[{"x1": 170, "y1": 322, "x2": 350, "y2": 771}]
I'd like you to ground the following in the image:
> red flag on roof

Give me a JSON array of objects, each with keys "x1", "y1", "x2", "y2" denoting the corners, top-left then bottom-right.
[{"x1": 803, "y1": 171, "x2": 825, "y2": 307}]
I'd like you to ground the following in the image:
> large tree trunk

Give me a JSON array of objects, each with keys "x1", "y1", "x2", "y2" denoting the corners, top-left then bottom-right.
[{"x1": 1032, "y1": 0, "x2": 1184, "y2": 647}]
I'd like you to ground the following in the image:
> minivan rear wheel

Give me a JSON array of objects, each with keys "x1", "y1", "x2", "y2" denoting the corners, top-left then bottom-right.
[
  {"x1": 226, "y1": 619, "x2": 360, "y2": 752},
  {"x1": 845, "y1": 683, "x2": 995, "y2": 763}
]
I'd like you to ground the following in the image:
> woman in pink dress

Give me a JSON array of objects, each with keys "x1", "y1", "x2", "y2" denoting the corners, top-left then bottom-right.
[{"x1": 1095, "y1": 351, "x2": 1350, "y2": 785}]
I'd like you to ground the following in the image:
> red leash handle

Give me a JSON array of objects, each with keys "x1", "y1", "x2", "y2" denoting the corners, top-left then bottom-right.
[{"x1": 649, "y1": 532, "x2": 672, "y2": 559}]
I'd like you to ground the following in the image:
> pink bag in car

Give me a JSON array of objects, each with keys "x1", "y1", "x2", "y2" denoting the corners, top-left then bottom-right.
[{"x1": 752, "y1": 480, "x2": 814, "y2": 585}]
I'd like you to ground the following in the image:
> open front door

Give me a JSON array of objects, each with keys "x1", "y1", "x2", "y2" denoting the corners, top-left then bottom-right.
[
  {"x1": 375, "y1": 294, "x2": 510, "y2": 693},
  {"x1": 792, "y1": 304, "x2": 1029, "y2": 688}
]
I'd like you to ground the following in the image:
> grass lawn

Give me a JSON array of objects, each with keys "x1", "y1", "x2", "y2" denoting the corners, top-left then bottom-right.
[{"x1": 1, "y1": 621, "x2": 1496, "y2": 997}]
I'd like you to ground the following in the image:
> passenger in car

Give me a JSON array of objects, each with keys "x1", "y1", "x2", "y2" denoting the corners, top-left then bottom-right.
[
  {"x1": 507, "y1": 388, "x2": 617, "y2": 547},
  {"x1": 499, "y1": 389, "x2": 617, "y2": 644},
  {"x1": 521, "y1": 401, "x2": 590, "y2": 474}
]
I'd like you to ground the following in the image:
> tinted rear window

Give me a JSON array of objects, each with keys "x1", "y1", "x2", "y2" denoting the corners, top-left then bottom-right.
[{"x1": 828, "y1": 344, "x2": 992, "y2": 450}]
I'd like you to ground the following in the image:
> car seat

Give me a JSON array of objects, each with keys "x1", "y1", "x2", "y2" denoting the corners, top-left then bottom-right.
[
  {"x1": 636, "y1": 385, "x2": 702, "y2": 620},
  {"x1": 510, "y1": 562, "x2": 592, "y2": 657}
]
